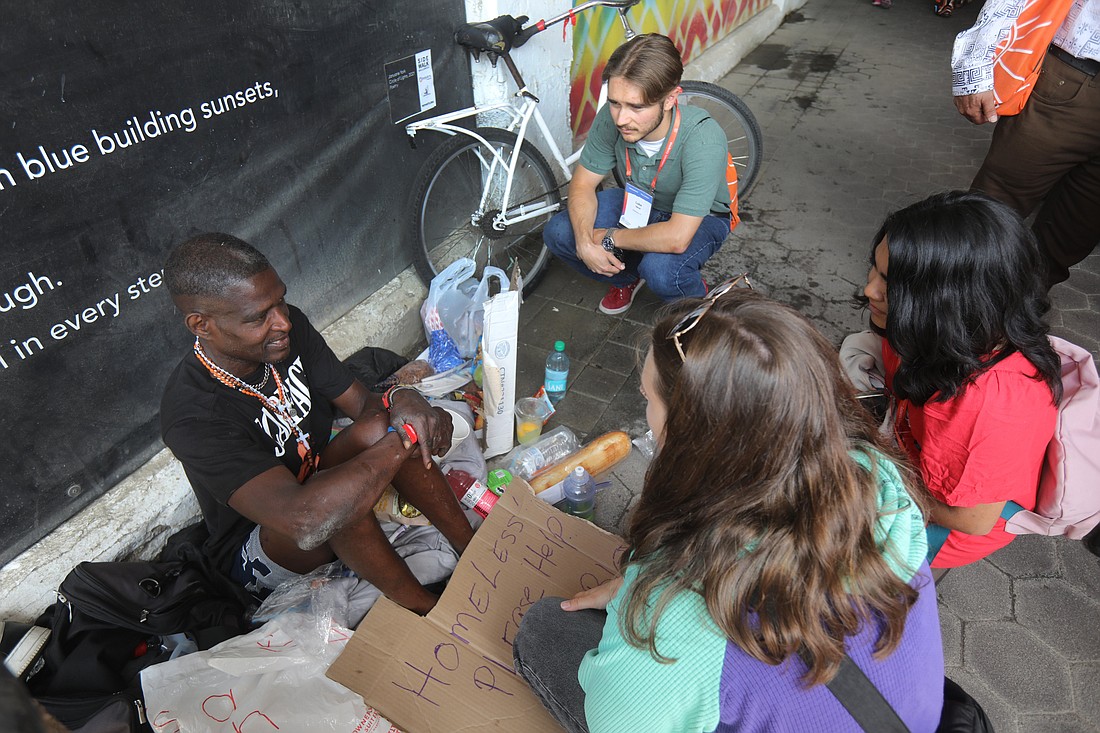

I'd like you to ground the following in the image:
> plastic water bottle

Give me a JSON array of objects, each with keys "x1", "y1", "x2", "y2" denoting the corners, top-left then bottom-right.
[
  {"x1": 545, "y1": 340, "x2": 570, "y2": 404},
  {"x1": 563, "y1": 466, "x2": 596, "y2": 520},
  {"x1": 510, "y1": 427, "x2": 580, "y2": 479}
]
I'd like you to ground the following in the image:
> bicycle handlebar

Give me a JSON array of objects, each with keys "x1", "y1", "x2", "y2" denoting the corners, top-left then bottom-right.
[{"x1": 455, "y1": 0, "x2": 640, "y2": 58}]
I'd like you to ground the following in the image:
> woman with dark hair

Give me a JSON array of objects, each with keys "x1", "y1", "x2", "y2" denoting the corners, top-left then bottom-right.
[
  {"x1": 514, "y1": 284, "x2": 944, "y2": 732},
  {"x1": 858, "y1": 190, "x2": 1061, "y2": 571}
]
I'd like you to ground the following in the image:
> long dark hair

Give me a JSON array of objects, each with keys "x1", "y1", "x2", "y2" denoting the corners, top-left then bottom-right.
[
  {"x1": 870, "y1": 191, "x2": 1060, "y2": 405},
  {"x1": 622, "y1": 290, "x2": 926, "y2": 686}
]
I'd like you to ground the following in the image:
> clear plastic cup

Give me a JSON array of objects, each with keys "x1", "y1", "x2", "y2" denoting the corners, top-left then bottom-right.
[{"x1": 514, "y1": 397, "x2": 550, "y2": 445}]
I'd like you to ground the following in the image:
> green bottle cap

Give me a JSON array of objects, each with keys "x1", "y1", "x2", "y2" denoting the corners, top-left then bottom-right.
[
  {"x1": 487, "y1": 468, "x2": 513, "y2": 496},
  {"x1": 554, "y1": 340, "x2": 565, "y2": 351}
]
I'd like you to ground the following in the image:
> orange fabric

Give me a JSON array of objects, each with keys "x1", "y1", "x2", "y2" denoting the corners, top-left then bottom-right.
[
  {"x1": 993, "y1": 0, "x2": 1075, "y2": 115},
  {"x1": 725, "y1": 153, "x2": 740, "y2": 231}
]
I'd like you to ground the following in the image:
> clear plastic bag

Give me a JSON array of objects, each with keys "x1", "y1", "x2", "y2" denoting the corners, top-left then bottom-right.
[
  {"x1": 251, "y1": 561, "x2": 355, "y2": 652},
  {"x1": 421, "y1": 258, "x2": 509, "y2": 371},
  {"x1": 632, "y1": 429, "x2": 657, "y2": 460}
]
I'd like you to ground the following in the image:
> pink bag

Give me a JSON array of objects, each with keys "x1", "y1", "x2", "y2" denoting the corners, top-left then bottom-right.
[{"x1": 1004, "y1": 337, "x2": 1100, "y2": 539}]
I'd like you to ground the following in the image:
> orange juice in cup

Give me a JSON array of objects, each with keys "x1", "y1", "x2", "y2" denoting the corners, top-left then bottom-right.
[
  {"x1": 516, "y1": 420, "x2": 541, "y2": 444},
  {"x1": 514, "y1": 397, "x2": 550, "y2": 445}
]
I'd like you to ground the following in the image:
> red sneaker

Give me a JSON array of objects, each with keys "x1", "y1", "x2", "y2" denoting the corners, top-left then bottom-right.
[{"x1": 599, "y1": 279, "x2": 645, "y2": 315}]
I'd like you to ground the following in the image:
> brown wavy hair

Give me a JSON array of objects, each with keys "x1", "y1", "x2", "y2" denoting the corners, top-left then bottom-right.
[
  {"x1": 602, "y1": 33, "x2": 683, "y2": 104},
  {"x1": 620, "y1": 289, "x2": 926, "y2": 686}
]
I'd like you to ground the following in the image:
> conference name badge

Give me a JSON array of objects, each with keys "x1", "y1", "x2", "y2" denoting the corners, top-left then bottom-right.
[{"x1": 619, "y1": 182, "x2": 653, "y2": 229}]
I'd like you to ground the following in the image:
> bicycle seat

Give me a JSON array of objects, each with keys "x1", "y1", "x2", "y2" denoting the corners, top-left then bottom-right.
[{"x1": 454, "y1": 14, "x2": 529, "y2": 56}]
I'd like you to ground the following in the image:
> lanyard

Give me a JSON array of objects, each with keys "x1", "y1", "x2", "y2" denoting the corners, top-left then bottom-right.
[{"x1": 624, "y1": 104, "x2": 681, "y2": 192}]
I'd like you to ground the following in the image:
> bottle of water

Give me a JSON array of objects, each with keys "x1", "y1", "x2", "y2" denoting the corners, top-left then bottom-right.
[
  {"x1": 510, "y1": 426, "x2": 580, "y2": 479},
  {"x1": 545, "y1": 340, "x2": 570, "y2": 404},
  {"x1": 563, "y1": 466, "x2": 596, "y2": 520}
]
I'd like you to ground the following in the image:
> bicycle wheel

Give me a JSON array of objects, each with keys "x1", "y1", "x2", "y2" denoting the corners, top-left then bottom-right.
[
  {"x1": 678, "y1": 80, "x2": 763, "y2": 199},
  {"x1": 409, "y1": 127, "x2": 561, "y2": 297}
]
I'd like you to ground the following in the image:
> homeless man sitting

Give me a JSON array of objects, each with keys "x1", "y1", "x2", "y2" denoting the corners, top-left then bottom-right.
[{"x1": 160, "y1": 233, "x2": 474, "y2": 615}]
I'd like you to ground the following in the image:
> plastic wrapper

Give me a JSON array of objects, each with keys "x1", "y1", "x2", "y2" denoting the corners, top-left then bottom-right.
[{"x1": 632, "y1": 429, "x2": 657, "y2": 460}]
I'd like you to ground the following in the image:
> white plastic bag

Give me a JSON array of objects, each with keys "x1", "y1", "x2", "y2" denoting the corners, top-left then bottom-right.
[
  {"x1": 481, "y1": 288, "x2": 520, "y2": 458},
  {"x1": 421, "y1": 258, "x2": 509, "y2": 371},
  {"x1": 141, "y1": 613, "x2": 398, "y2": 733}
]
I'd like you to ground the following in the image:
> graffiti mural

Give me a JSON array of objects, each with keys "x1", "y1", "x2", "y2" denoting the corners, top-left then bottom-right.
[{"x1": 571, "y1": 0, "x2": 767, "y2": 137}]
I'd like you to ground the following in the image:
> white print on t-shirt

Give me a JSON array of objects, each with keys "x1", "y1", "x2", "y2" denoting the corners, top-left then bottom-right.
[{"x1": 253, "y1": 356, "x2": 314, "y2": 458}]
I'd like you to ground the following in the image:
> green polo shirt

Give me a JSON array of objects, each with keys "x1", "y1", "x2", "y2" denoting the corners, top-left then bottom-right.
[{"x1": 579, "y1": 103, "x2": 730, "y2": 218}]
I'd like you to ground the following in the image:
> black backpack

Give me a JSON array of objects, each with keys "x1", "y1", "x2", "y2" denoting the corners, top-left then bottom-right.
[{"x1": 26, "y1": 542, "x2": 256, "y2": 732}]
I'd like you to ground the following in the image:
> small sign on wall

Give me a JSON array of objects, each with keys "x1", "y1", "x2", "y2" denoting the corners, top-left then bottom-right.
[{"x1": 386, "y1": 49, "x2": 437, "y2": 124}]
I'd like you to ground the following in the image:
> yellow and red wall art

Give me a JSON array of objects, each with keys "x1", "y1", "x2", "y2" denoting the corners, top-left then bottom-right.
[{"x1": 570, "y1": 0, "x2": 767, "y2": 137}]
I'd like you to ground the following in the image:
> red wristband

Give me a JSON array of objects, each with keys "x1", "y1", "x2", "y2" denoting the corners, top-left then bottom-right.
[{"x1": 382, "y1": 385, "x2": 415, "y2": 411}]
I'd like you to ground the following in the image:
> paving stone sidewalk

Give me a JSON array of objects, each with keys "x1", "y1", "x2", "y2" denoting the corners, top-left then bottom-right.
[{"x1": 512, "y1": 0, "x2": 1100, "y2": 730}]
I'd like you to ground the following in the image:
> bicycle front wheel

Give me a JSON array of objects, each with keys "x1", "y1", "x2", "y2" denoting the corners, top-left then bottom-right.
[
  {"x1": 409, "y1": 127, "x2": 561, "y2": 296},
  {"x1": 678, "y1": 81, "x2": 763, "y2": 200}
]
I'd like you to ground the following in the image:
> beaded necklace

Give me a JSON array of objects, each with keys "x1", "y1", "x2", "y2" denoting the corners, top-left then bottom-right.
[{"x1": 193, "y1": 338, "x2": 314, "y2": 468}]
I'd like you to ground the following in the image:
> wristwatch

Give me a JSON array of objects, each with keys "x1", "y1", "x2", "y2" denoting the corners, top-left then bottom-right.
[{"x1": 601, "y1": 228, "x2": 626, "y2": 261}]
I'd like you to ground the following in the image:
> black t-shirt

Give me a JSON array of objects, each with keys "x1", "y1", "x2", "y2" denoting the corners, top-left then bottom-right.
[{"x1": 160, "y1": 305, "x2": 355, "y2": 572}]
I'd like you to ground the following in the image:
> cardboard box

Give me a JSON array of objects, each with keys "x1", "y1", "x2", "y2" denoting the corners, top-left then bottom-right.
[{"x1": 327, "y1": 479, "x2": 625, "y2": 733}]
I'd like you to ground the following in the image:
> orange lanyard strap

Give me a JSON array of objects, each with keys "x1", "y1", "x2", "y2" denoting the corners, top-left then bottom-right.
[
  {"x1": 193, "y1": 340, "x2": 315, "y2": 470},
  {"x1": 624, "y1": 104, "x2": 681, "y2": 192}
]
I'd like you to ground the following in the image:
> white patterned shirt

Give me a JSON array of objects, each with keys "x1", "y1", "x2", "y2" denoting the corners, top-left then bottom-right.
[{"x1": 952, "y1": 0, "x2": 1099, "y2": 96}]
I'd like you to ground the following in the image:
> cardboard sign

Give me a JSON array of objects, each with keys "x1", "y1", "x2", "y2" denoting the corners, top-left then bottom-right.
[{"x1": 327, "y1": 480, "x2": 626, "y2": 733}]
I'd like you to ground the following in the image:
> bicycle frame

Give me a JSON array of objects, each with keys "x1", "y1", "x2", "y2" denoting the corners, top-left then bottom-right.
[
  {"x1": 405, "y1": 0, "x2": 633, "y2": 234},
  {"x1": 405, "y1": 94, "x2": 572, "y2": 232}
]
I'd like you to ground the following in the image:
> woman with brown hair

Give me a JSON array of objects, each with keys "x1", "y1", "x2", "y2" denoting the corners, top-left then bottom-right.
[{"x1": 513, "y1": 284, "x2": 944, "y2": 732}]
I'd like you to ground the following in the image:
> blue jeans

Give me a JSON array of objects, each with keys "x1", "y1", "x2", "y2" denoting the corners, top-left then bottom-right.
[
  {"x1": 513, "y1": 596, "x2": 605, "y2": 733},
  {"x1": 543, "y1": 188, "x2": 730, "y2": 301}
]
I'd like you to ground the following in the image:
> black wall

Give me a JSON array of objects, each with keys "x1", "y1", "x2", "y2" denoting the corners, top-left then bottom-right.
[{"x1": 0, "y1": 1, "x2": 473, "y2": 564}]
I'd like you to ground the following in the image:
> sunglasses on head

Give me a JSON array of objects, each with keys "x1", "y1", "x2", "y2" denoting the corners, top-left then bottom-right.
[{"x1": 667, "y1": 274, "x2": 754, "y2": 362}]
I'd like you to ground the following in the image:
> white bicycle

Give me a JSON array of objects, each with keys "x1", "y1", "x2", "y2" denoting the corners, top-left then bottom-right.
[{"x1": 405, "y1": 0, "x2": 763, "y2": 295}]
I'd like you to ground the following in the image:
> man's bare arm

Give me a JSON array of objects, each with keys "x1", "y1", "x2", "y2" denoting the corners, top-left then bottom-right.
[
  {"x1": 228, "y1": 429, "x2": 415, "y2": 552},
  {"x1": 598, "y1": 212, "x2": 705, "y2": 255},
  {"x1": 331, "y1": 380, "x2": 452, "y2": 467},
  {"x1": 569, "y1": 166, "x2": 628, "y2": 277}
]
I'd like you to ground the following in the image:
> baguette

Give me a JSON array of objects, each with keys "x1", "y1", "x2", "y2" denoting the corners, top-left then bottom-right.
[{"x1": 529, "y1": 431, "x2": 632, "y2": 492}]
